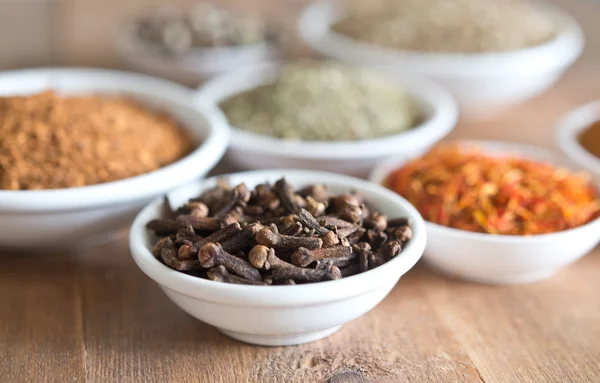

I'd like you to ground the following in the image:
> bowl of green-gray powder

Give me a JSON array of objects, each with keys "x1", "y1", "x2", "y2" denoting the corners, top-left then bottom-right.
[{"x1": 195, "y1": 61, "x2": 458, "y2": 176}]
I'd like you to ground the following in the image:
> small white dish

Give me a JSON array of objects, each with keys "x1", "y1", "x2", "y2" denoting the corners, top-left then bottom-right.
[
  {"x1": 298, "y1": 0, "x2": 584, "y2": 118},
  {"x1": 195, "y1": 62, "x2": 458, "y2": 177},
  {"x1": 556, "y1": 100, "x2": 600, "y2": 183},
  {"x1": 369, "y1": 140, "x2": 600, "y2": 285},
  {"x1": 0, "y1": 68, "x2": 230, "y2": 251},
  {"x1": 116, "y1": 23, "x2": 280, "y2": 86},
  {"x1": 129, "y1": 170, "x2": 426, "y2": 346}
]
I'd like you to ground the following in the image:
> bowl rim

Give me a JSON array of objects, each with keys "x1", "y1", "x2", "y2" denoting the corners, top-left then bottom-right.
[
  {"x1": 298, "y1": 0, "x2": 585, "y2": 77},
  {"x1": 195, "y1": 61, "x2": 458, "y2": 159},
  {"x1": 0, "y1": 68, "x2": 231, "y2": 212},
  {"x1": 369, "y1": 139, "x2": 600, "y2": 243},
  {"x1": 129, "y1": 169, "x2": 427, "y2": 306},
  {"x1": 555, "y1": 100, "x2": 600, "y2": 177}
]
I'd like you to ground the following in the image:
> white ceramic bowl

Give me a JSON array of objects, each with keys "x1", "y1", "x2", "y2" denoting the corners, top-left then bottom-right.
[
  {"x1": 369, "y1": 140, "x2": 600, "y2": 285},
  {"x1": 298, "y1": 0, "x2": 584, "y2": 118},
  {"x1": 129, "y1": 170, "x2": 426, "y2": 346},
  {"x1": 556, "y1": 100, "x2": 600, "y2": 183},
  {"x1": 0, "y1": 68, "x2": 230, "y2": 251},
  {"x1": 116, "y1": 23, "x2": 280, "y2": 86},
  {"x1": 195, "y1": 62, "x2": 458, "y2": 177}
]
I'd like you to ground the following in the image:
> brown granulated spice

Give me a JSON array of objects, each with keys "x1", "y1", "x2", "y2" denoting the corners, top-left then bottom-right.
[{"x1": 0, "y1": 91, "x2": 193, "y2": 190}]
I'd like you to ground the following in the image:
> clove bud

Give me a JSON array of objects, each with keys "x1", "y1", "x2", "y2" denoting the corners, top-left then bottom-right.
[
  {"x1": 198, "y1": 243, "x2": 261, "y2": 281},
  {"x1": 290, "y1": 245, "x2": 353, "y2": 268},
  {"x1": 256, "y1": 227, "x2": 322, "y2": 250}
]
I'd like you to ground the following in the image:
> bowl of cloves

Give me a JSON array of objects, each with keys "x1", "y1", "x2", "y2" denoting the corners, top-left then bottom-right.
[{"x1": 129, "y1": 170, "x2": 426, "y2": 346}]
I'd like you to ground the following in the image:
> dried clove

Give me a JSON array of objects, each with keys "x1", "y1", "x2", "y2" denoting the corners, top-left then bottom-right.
[
  {"x1": 305, "y1": 196, "x2": 328, "y2": 217},
  {"x1": 180, "y1": 222, "x2": 242, "y2": 259},
  {"x1": 366, "y1": 229, "x2": 388, "y2": 250},
  {"x1": 321, "y1": 231, "x2": 340, "y2": 247},
  {"x1": 353, "y1": 242, "x2": 372, "y2": 272},
  {"x1": 177, "y1": 240, "x2": 197, "y2": 261},
  {"x1": 280, "y1": 221, "x2": 304, "y2": 236},
  {"x1": 315, "y1": 254, "x2": 357, "y2": 268},
  {"x1": 214, "y1": 183, "x2": 251, "y2": 217},
  {"x1": 299, "y1": 184, "x2": 329, "y2": 202},
  {"x1": 291, "y1": 245, "x2": 353, "y2": 268},
  {"x1": 340, "y1": 263, "x2": 361, "y2": 277},
  {"x1": 183, "y1": 201, "x2": 209, "y2": 218},
  {"x1": 271, "y1": 264, "x2": 341, "y2": 283},
  {"x1": 220, "y1": 222, "x2": 263, "y2": 254},
  {"x1": 176, "y1": 215, "x2": 223, "y2": 232},
  {"x1": 338, "y1": 227, "x2": 366, "y2": 245},
  {"x1": 253, "y1": 183, "x2": 280, "y2": 211},
  {"x1": 244, "y1": 204, "x2": 265, "y2": 216},
  {"x1": 364, "y1": 212, "x2": 388, "y2": 231},
  {"x1": 369, "y1": 240, "x2": 402, "y2": 268},
  {"x1": 387, "y1": 225, "x2": 413, "y2": 243},
  {"x1": 158, "y1": 237, "x2": 202, "y2": 271},
  {"x1": 175, "y1": 225, "x2": 203, "y2": 245},
  {"x1": 338, "y1": 203, "x2": 365, "y2": 225},
  {"x1": 161, "y1": 196, "x2": 177, "y2": 219},
  {"x1": 152, "y1": 236, "x2": 171, "y2": 260},
  {"x1": 331, "y1": 193, "x2": 362, "y2": 211},
  {"x1": 256, "y1": 226, "x2": 323, "y2": 250},
  {"x1": 296, "y1": 208, "x2": 329, "y2": 235},
  {"x1": 197, "y1": 178, "x2": 231, "y2": 204},
  {"x1": 387, "y1": 217, "x2": 412, "y2": 228},
  {"x1": 207, "y1": 265, "x2": 266, "y2": 285},
  {"x1": 198, "y1": 243, "x2": 261, "y2": 281},
  {"x1": 248, "y1": 245, "x2": 296, "y2": 271},
  {"x1": 319, "y1": 216, "x2": 355, "y2": 229},
  {"x1": 274, "y1": 178, "x2": 299, "y2": 213}
]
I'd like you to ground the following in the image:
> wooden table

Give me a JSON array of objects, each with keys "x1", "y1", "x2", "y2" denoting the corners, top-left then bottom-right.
[{"x1": 2, "y1": 1, "x2": 600, "y2": 382}]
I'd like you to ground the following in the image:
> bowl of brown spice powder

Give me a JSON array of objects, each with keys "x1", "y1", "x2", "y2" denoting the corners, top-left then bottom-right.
[{"x1": 0, "y1": 68, "x2": 229, "y2": 250}]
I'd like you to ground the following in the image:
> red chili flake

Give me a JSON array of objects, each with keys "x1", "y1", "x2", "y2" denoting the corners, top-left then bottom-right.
[{"x1": 385, "y1": 143, "x2": 600, "y2": 235}]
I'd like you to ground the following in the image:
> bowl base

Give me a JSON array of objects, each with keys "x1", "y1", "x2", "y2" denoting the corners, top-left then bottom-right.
[
  {"x1": 427, "y1": 263, "x2": 558, "y2": 285},
  {"x1": 219, "y1": 325, "x2": 343, "y2": 346}
]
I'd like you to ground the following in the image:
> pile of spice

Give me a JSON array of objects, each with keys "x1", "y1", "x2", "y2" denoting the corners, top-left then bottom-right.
[
  {"x1": 134, "y1": 2, "x2": 273, "y2": 56},
  {"x1": 578, "y1": 120, "x2": 600, "y2": 159},
  {"x1": 220, "y1": 61, "x2": 420, "y2": 141},
  {"x1": 332, "y1": 0, "x2": 556, "y2": 53},
  {"x1": 0, "y1": 91, "x2": 192, "y2": 190},
  {"x1": 385, "y1": 144, "x2": 599, "y2": 235},
  {"x1": 147, "y1": 178, "x2": 413, "y2": 285}
]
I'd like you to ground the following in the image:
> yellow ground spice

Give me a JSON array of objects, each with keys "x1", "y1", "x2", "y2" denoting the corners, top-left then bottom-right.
[
  {"x1": 578, "y1": 120, "x2": 600, "y2": 158},
  {"x1": 386, "y1": 144, "x2": 600, "y2": 235},
  {"x1": 0, "y1": 91, "x2": 193, "y2": 190}
]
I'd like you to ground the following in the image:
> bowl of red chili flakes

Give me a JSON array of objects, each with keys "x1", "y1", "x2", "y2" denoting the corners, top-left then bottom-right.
[{"x1": 370, "y1": 140, "x2": 600, "y2": 284}]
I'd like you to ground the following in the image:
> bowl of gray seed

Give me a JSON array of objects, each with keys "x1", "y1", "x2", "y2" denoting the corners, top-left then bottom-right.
[
  {"x1": 116, "y1": 2, "x2": 281, "y2": 86},
  {"x1": 195, "y1": 60, "x2": 458, "y2": 177}
]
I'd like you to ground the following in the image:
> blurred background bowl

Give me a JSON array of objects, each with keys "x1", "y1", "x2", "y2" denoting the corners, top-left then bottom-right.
[
  {"x1": 116, "y1": 22, "x2": 280, "y2": 87},
  {"x1": 369, "y1": 140, "x2": 600, "y2": 284},
  {"x1": 556, "y1": 100, "x2": 600, "y2": 183},
  {"x1": 298, "y1": 0, "x2": 585, "y2": 119},
  {"x1": 0, "y1": 68, "x2": 230, "y2": 251},
  {"x1": 129, "y1": 169, "x2": 426, "y2": 346},
  {"x1": 195, "y1": 61, "x2": 458, "y2": 177}
]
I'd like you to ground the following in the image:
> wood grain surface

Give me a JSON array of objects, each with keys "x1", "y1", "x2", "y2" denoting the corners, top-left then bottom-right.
[{"x1": 1, "y1": 0, "x2": 600, "y2": 382}]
